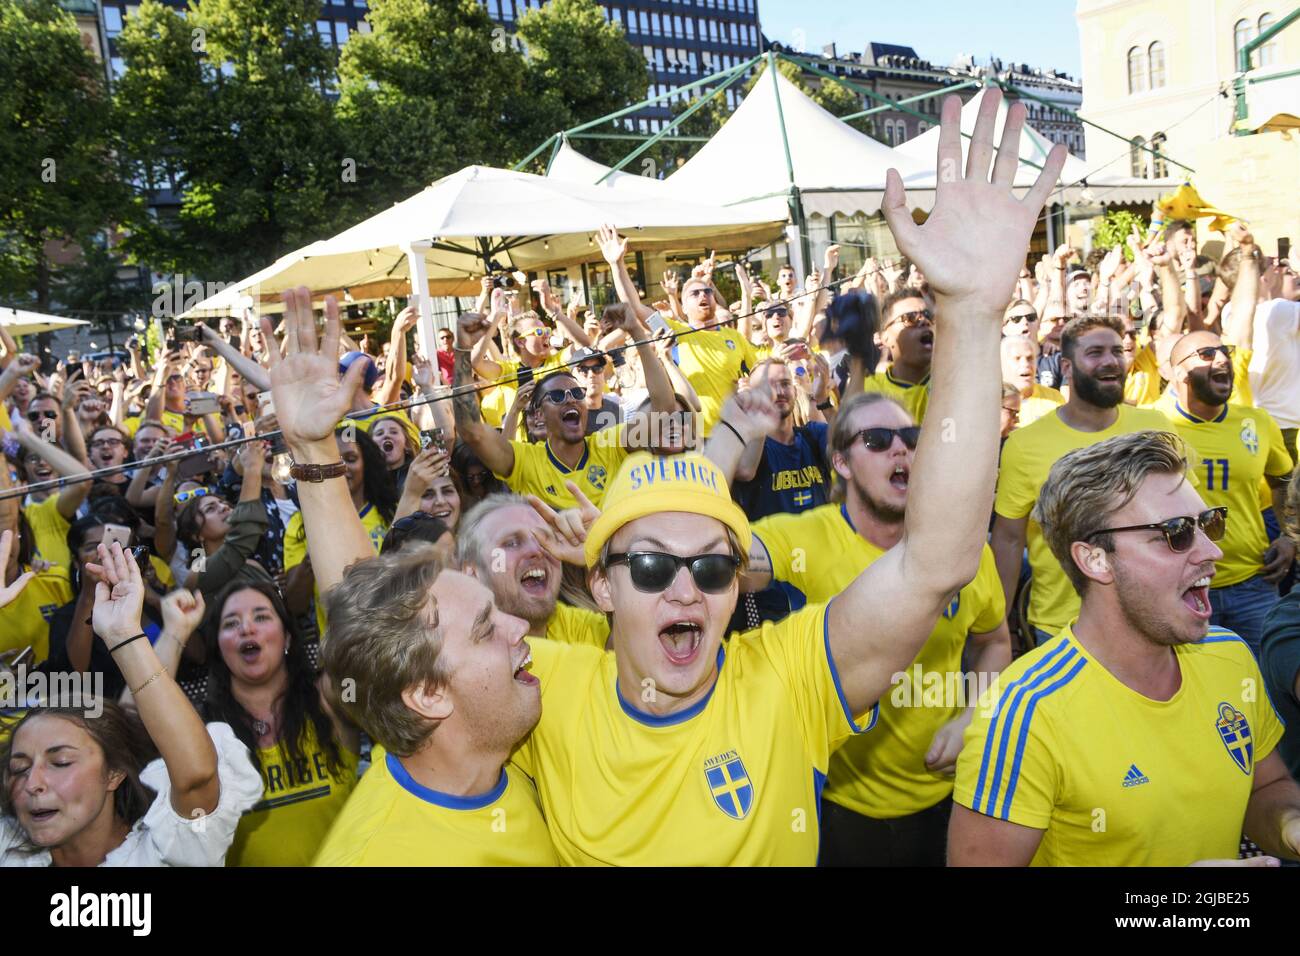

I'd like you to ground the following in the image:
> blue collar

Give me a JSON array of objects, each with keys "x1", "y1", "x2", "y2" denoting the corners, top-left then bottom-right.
[
  {"x1": 545, "y1": 438, "x2": 589, "y2": 475},
  {"x1": 840, "y1": 502, "x2": 856, "y2": 533},
  {"x1": 617, "y1": 646, "x2": 725, "y2": 727},
  {"x1": 385, "y1": 753, "x2": 507, "y2": 810},
  {"x1": 358, "y1": 503, "x2": 373, "y2": 520},
  {"x1": 1173, "y1": 400, "x2": 1228, "y2": 424}
]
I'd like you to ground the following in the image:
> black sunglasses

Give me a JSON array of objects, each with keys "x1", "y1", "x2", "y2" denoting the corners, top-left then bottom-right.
[
  {"x1": 1086, "y1": 507, "x2": 1227, "y2": 553},
  {"x1": 887, "y1": 308, "x2": 934, "y2": 329},
  {"x1": 604, "y1": 551, "x2": 740, "y2": 594},
  {"x1": 541, "y1": 386, "x2": 586, "y2": 405},
  {"x1": 1177, "y1": 345, "x2": 1235, "y2": 365},
  {"x1": 27, "y1": 409, "x2": 58, "y2": 421},
  {"x1": 573, "y1": 363, "x2": 605, "y2": 375},
  {"x1": 856, "y1": 426, "x2": 921, "y2": 452},
  {"x1": 1005, "y1": 311, "x2": 1037, "y2": 323}
]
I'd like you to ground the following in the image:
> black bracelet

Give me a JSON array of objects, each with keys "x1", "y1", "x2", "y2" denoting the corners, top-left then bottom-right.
[
  {"x1": 108, "y1": 633, "x2": 148, "y2": 654},
  {"x1": 717, "y1": 419, "x2": 746, "y2": 446},
  {"x1": 816, "y1": 399, "x2": 834, "y2": 411}
]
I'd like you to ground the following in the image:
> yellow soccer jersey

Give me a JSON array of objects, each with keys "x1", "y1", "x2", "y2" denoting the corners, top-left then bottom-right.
[
  {"x1": 284, "y1": 505, "x2": 387, "y2": 639},
  {"x1": 228, "y1": 725, "x2": 358, "y2": 867},
  {"x1": 545, "y1": 601, "x2": 610, "y2": 650},
  {"x1": 0, "y1": 567, "x2": 72, "y2": 663},
  {"x1": 752, "y1": 504, "x2": 1005, "y2": 817},
  {"x1": 479, "y1": 355, "x2": 566, "y2": 431},
  {"x1": 665, "y1": 317, "x2": 758, "y2": 438},
  {"x1": 1160, "y1": 402, "x2": 1294, "y2": 587},
  {"x1": 123, "y1": 410, "x2": 207, "y2": 439},
  {"x1": 862, "y1": 368, "x2": 930, "y2": 423},
  {"x1": 313, "y1": 753, "x2": 557, "y2": 866},
  {"x1": 510, "y1": 604, "x2": 878, "y2": 866},
  {"x1": 1124, "y1": 344, "x2": 1162, "y2": 407},
  {"x1": 954, "y1": 626, "x2": 1283, "y2": 866},
  {"x1": 502, "y1": 423, "x2": 628, "y2": 511},
  {"x1": 23, "y1": 495, "x2": 72, "y2": 569},
  {"x1": 995, "y1": 405, "x2": 1177, "y2": 636},
  {"x1": 1019, "y1": 383, "x2": 1065, "y2": 428}
]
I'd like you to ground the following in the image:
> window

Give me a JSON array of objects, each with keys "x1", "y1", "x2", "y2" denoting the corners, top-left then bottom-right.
[
  {"x1": 611, "y1": 8, "x2": 622, "y2": 25},
  {"x1": 1234, "y1": 18, "x2": 1253, "y2": 64},
  {"x1": 1258, "y1": 14, "x2": 1276, "y2": 66},
  {"x1": 501, "y1": 2, "x2": 514, "y2": 22},
  {"x1": 104, "y1": 6, "x2": 123, "y2": 37},
  {"x1": 884, "y1": 121, "x2": 895, "y2": 145},
  {"x1": 1147, "y1": 41, "x2": 1165, "y2": 88},
  {"x1": 674, "y1": 15, "x2": 683, "y2": 37},
  {"x1": 685, "y1": 18, "x2": 694, "y2": 39},
  {"x1": 917, "y1": 121, "x2": 927, "y2": 134},
  {"x1": 639, "y1": 10, "x2": 648, "y2": 34},
  {"x1": 110, "y1": 56, "x2": 125, "y2": 78},
  {"x1": 1151, "y1": 133, "x2": 1168, "y2": 178},
  {"x1": 334, "y1": 21, "x2": 349, "y2": 46},
  {"x1": 1130, "y1": 136, "x2": 1148, "y2": 178},
  {"x1": 1127, "y1": 46, "x2": 1147, "y2": 93}
]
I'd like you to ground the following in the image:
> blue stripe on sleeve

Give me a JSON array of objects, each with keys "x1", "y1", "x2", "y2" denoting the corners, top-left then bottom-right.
[{"x1": 999, "y1": 655, "x2": 1087, "y2": 820}]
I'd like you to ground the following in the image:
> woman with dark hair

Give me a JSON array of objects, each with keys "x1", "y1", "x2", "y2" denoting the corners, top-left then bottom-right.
[
  {"x1": 450, "y1": 440, "x2": 503, "y2": 510},
  {"x1": 152, "y1": 578, "x2": 358, "y2": 866},
  {"x1": 283, "y1": 425, "x2": 395, "y2": 637},
  {"x1": 393, "y1": 443, "x2": 462, "y2": 540},
  {"x1": 0, "y1": 542, "x2": 262, "y2": 866},
  {"x1": 368, "y1": 415, "x2": 416, "y2": 492},
  {"x1": 0, "y1": 499, "x2": 72, "y2": 667}
]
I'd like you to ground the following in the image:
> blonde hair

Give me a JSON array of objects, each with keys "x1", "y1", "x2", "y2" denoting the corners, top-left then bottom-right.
[{"x1": 1033, "y1": 430, "x2": 1189, "y2": 595}]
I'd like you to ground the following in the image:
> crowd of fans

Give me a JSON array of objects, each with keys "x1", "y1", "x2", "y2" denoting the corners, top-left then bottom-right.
[{"x1": 2, "y1": 92, "x2": 1299, "y2": 867}]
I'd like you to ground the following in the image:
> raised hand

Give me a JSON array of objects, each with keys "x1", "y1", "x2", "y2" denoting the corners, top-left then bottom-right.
[
  {"x1": 661, "y1": 269, "x2": 680, "y2": 297},
  {"x1": 526, "y1": 481, "x2": 601, "y2": 566},
  {"x1": 722, "y1": 366, "x2": 780, "y2": 443},
  {"x1": 263, "y1": 286, "x2": 367, "y2": 450},
  {"x1": 823, "y1": 243, "x2": 841, "y2": 275},
  {"x1": 883, "y1": 91, "x2": 1067, "y2": 315},
  {"x1": 395, "y1": 302, "x2": 420, "y2": 332},
  {"x1": 87, "y1": 540, "x2": 146, "y2": 647},
  {"x1": 160, "y1": 588, "x2": 206, "y2": 640},
  {"x1": 455, "y1": 311, "x2": 493, "y2": 351},
  {"x1": 531, "y1": 279, "x2": 561, "y2": 315},
  {"x1": 0, "y1": 529, "x2": 34, "y2": 610},
  {"x1": 412, "y1": 355, "x2": 439, "y2": 391},
  {"x1": 596, "y1": 224, "x2": 627, "y2": 266}
]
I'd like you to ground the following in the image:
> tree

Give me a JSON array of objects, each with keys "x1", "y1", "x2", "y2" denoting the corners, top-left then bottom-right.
[
  {"x1": 335, "y1": 0, "x2": 528, "y2": 212},
  {"x1": 0, "y1": 0, "x2": 127, "y2": 309},
  {"x1": 114, "y1": 0, "x2": 347, "y2": 285},
  {"x1": 513, "y1": 0, "x2": 648, "y2": 167}
]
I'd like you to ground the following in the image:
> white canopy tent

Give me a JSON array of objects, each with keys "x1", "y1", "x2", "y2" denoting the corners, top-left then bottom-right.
[
  {"x1": 179, "y1": 164, "x2": 785, "y2": 348},
  {"x1": 0, "y1": 307, "x2": 90, "y2": 337}
]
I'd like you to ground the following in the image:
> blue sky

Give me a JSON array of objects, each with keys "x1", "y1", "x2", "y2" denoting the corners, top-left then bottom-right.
[{"x1": 758, "y1": 0, "x2": 1083, "y2": 79}]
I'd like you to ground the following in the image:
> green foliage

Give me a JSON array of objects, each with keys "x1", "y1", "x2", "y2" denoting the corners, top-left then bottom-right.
[
  {"x1": 1092, "y1": 209, "x2": 1148, "y2": 261},
  {"x1": 0, "y1": 0, "x2": 128, "y2": 308}
]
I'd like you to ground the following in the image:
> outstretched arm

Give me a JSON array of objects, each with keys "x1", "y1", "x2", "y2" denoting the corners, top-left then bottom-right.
[
  {"x1": 1223, "y1": 225, "x2": 1259, "y2": 352},
  {"x1": 452, "y1": 312, "x2": 516, "y2": 478},
  {"x1": 198, "y1": 322, "x2": 270, "y2": 392},
  {"x1": 827, "y1": 92, "x2": 1067, "y2": 716}
]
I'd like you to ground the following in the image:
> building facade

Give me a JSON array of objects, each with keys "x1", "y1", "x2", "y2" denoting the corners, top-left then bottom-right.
[{"x1": 1076, "y1": 0, "x2": 1300, "y2": 179}]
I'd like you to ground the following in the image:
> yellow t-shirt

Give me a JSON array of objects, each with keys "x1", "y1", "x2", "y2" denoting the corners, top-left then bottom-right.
[
  {"x1": 502, "y1": 423, "x2": 629, "y2": 511},
  {"x1": 752, "y1": 503, "x2": 1005, "y2": 817},
  {"x1": 954, "y1": 626, "x2": 1283, "y2": 866},
  {"x1": 1124, "y1": 344, "x2": 1163, "y2": 407},
  {"x1": 227, "y1": 723, "x2": 358, "y2": 867},
  {"x1": 862, "y1": 368, "x2": 930, "y2": 423},
  {"x1": 313, "y1": 752, "x2": 557, "y2": 866},
  {"x1": 284, "y1": 505, "x2": 387, "y2": 639},
  {"x1": 665, "y1": 317, "x2": 758, "y2": 438},
  {"x1": 544, "y1": 601, "x2": 610, "y2": 650},
  {"x1": 510, "y1": 604, "x2": 878, "y2": 865},
  {"x1": 1019, "y1": 383, "x2": 1065, "y2": 428},
  {"x1": 123, "y1": 410, "x2": 206, "y2": 438},
  {"x1": 479, "y1": 355, "x2": 567, "y2": 431},
  {"x1": 995, "y1": 405, "x2": 1177, "y2": 636},
  {"x1": 1159, "y1": 402, "x2": 1294, "y2": 587},
  {"x1": 23, "y1": 495, "x2": 72, "y2": 569},
  {"x1": 0, "y1": 567, "x2": 73, "y2": 664}
]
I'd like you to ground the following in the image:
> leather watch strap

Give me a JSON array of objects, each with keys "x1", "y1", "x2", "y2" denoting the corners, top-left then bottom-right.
[{"x1": 289, "y1": 461, "x2": 348, "y2": 483}]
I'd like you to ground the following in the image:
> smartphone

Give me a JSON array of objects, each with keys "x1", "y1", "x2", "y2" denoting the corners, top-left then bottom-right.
[
  {"x1": 646, "y1": 310, "x2": 671, "y2": 336},
  {"x1": 184, "y1": 391, "x2": 221, "y2": 416},
  {"x1": 420, "y1": 427, "x2": 446, "y2": 452},
  {"x1": 176, "y1": 433, "x2": 216, "y2": 479},
  {"x1": 1279, "y1": 238, "x2": 1290, "y2": 263},
  {"x1": 101, "y1": 523, "x2": 133, "y2": 552}
]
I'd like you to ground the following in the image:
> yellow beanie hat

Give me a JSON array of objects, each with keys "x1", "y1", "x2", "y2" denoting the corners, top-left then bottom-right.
[{"x1": 584, "y1": 452, "x2": 752, "y2": 568}]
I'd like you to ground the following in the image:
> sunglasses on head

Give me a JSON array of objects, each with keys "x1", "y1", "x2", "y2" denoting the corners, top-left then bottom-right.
[
  {"x1": 604, "y1": 551, "x2": 740, "y2": 594},
  {"x1": 541, "y1": 386, "x2": 586, "y2": 405},
  {"x1": 174, "y1": 486, "x2": 214, "y2": 505},
  {"x1": 1178, "y1": 344, "x2": 1235, "y2": 365},
  {"x1": 27, "y1": 409, "x2": 58, "y2": 422},
  {"x1": 1086, "y1": 507, "x2": 1227, "y2": 553},
  {"x1": 856, "y1": 426, "x2": 921, "y2": 452}
]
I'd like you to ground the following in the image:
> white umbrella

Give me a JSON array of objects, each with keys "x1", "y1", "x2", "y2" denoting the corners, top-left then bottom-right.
[{"x1": 0, "y1": 307, "x2": 91, "y2": 337}]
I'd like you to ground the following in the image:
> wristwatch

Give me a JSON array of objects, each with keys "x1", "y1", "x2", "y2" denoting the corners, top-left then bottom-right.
[{"x1": 289, "y1": 461, "x2": 347, "y2": 483}]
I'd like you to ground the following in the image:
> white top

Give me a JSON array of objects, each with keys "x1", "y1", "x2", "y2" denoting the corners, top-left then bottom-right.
[
  {"x1": 0, "y1": 722, "x2": 263, "y2": 867},
  {"x1": 1246, "y1": 299, "x2": 1300, "y2": 430}
]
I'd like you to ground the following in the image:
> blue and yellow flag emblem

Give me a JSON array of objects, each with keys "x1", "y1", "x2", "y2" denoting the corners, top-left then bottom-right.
[
  {"x1": 1215, "y1": 702, "x2": 1253, "y2": 775},
  {"x1": 705, "y1": 755, "x2": 754, "y2": 819}
]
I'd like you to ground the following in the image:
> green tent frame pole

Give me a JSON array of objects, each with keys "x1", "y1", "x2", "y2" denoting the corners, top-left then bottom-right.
[
  {"x1": 840, "y1": 80, "x2": 979, "y2": 123},
  {"x1": 544, "y1": 135, "x2": 564, "y2": 174},
  {"x1": 764, "y1": 51, "x2": 808, "y2": 271},
  {"x1": 986, "y1": 76, "x2": 1195, "y2": 173},
  {"x1": 570, "y1": 132, "x2": 712, "y2": 142},
  {"x1": 597, "y1": 56, "x2": 758, "y2": 183},
  {"x1": 1235, "y1": 6, "x2": 1300, "y2": 134},
  {"x1": 515, "y1": 133, "x2": 558, "y2": 172}
]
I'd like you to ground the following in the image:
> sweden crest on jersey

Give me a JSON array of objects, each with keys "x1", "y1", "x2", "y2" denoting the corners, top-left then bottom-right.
[
  {"x1": 704, "y1": 752, "x2": 754, "y2": 819},
  {"x1": 1239, "y1": 418, "x2": 1259, "y2": 455},
  {"x1": 1215, "y1": 701, "x2": 1253, "y2": 775}
]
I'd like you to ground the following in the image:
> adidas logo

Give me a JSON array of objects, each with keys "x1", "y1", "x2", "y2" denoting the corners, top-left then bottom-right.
[{"x1": 1121, "y1": 764, "x2": 1150, "y2": 788}]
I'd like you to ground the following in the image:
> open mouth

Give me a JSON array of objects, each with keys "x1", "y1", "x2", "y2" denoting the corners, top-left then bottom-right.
[
  {"x1": 28, "y1": 807, "x2": 58, "y2": 824},
  {"x1": 1209, "y1": 369, "x2": 1232, "y2": 386},
  {"x1": 519, "y1": 566, "x2": 549, "y2": 594},
  {"x1": 919, "y1": 331, "x2": 934, "y2": 347},
  {"x1": 513, "y1": 645, "x2": 538, "y2": 686},
  {"x1": 1181, "y1": 575, "x2": 1213, "y2": 619},
  {"x1": 238, "y1": 639, "x2": 262, "y2": 663},
  {"x1": 381, "y1": 439, "x2": 396, "y2": 456},
  {"x1": 561, "y1": 408, "x2": 582, "y2": 426},
  {"x1": 889, "y1": 463, "x2": 910, "y2": 491},
  {"x1": 659, "y1": 619, "x2": 703, "y2": 666}
]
